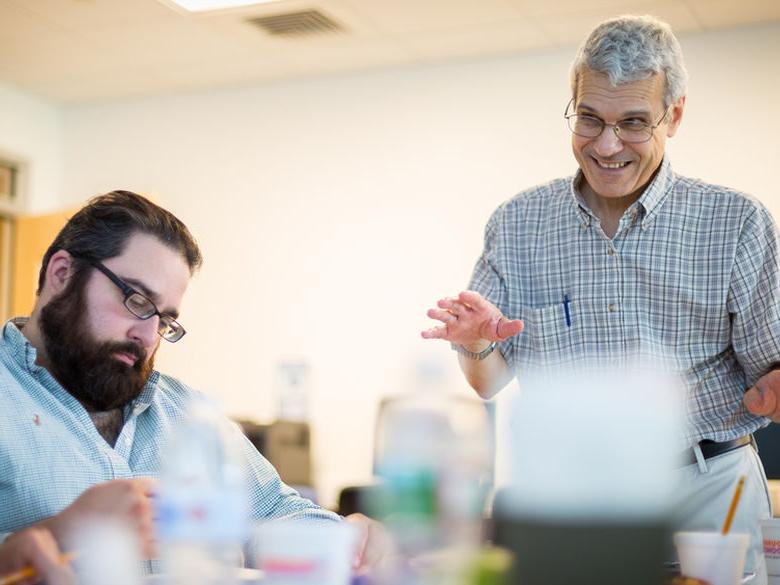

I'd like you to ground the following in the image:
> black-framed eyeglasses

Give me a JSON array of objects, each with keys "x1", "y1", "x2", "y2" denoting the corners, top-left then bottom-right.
[
  {"x1": 85, "y1": 259, "x2": 186, "y2": 343},
  {"x1": 564, "y1": 98, "x2": 670, "y2": 144}
]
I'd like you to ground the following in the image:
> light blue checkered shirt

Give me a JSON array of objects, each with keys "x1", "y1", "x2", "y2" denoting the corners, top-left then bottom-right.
[
  {"x1": 470, "y1": 158, "x2": 778, "y2": 445},
  {"x1": 0, "y1": 319, "x2": 339, "y2": 537}
]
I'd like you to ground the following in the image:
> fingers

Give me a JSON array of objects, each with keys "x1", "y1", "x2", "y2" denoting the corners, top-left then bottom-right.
[
  {"x1": 24, "y1": 529, "x2": 76, "y2": 585},
  {"x1": 423, "y1": 292, "x2": 519, "y2": 345},
  {"x1": 426, "y1": 308, "x2": 457, "y2": 324},
  {"x1": 496, "y1": 317, "x2": 524, "y2": 340},
  {"x1": 127, "y1": 478, "x2": 157, "y2": 559},
  {"x1": 344, "y1": 514, "x2": 392, "y2": 572},
  {"x1": 458, "y1": 290, "x2": 487, "y2": 309},
  {"x1": 0, "y1": 528, "x2": 76, "y2": 585},
  {"x1": 744, "y1": 370, "x2": 780, "y2": 422},
  {"x1": 436, "y1": 296, "x2": 470, "y2": 315},
  {"x1": 58, "y1": 478, "x2": 158, "y2": 559},
  {"x1": 421, "y1": 300, "x2": 465, "y2": 340},
  {"x1": 420, "y1": 325, "x2": 449, "y2": 340},
  {"x1": 344, "y1": 514, "x2": 369, "y2": 570},
  {"x1": 744, "y1": 386, "x2": 777, "y2": 418}
]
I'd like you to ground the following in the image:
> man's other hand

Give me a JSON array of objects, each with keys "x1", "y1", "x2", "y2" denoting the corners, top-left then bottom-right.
[
  {"x1": 45, "y1": 477, "x2": 157, "y2": 559},
  {"x1": 345, "y1": 513, "x2": 393, "y2": 573},
  {"x1": 744, "y1": 369, "x2": 780, "y2": 422},
  {"x1": 421, "y1": 290, "x2": 523, "y2": 347}
]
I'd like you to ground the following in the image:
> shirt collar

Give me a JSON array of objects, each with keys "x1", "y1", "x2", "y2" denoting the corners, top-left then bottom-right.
[
  {"x1": 636, "y1": 157, "x2": 674, "y2": 225},
  {"x1": 2, "y1": 318, "x2": 39, "y2": 370},
  {"x1": 134, "y1": 370, "x2": 160, "y2": 411},
  {"x1": 569, "y1": 157, "x2": 675, "y2": 228}
]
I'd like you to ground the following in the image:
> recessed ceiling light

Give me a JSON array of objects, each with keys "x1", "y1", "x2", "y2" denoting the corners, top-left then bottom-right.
[{"x1": 162, "y1": 0, "x2": 282, "y2": 13}]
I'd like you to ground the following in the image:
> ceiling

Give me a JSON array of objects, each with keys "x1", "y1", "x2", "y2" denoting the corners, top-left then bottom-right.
[{"x1": 1, "y1": 0, "x2": 778, "y2": 103}]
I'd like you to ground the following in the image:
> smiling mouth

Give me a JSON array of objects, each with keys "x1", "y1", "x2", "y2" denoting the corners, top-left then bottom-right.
[{"x1": 594, "y1": 157, "x2": 631, "y2": 170}]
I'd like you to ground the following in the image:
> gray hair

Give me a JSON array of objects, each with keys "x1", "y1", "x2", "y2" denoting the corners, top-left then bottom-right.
[{"x1": 570, "y1": 15, "x2": 688, "y2": 107}]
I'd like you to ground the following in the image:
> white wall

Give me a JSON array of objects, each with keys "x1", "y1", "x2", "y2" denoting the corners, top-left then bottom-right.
[
  {"x1": 0, "y1": 82, "x2": 62, "y2": 213},
  {"x1": 57, "y1": 21, "x2": 780, "y2": 508}
]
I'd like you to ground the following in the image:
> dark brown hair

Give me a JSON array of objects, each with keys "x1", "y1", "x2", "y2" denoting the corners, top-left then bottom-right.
[{"x1": 37, "y1": 190, "x2": 202, "y2": 294}]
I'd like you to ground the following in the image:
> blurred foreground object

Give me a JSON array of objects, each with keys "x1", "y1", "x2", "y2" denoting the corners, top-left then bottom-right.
[
  {"x1": 673, "y1": 531, "x2": 748, "y2": 585},
  {"x1": 493, "y1": 366, "x2": 683, "y2": 585},
  {"x1": 249, "y1": 520, "x2": 356, "y2": 585},
  {"x1": 368, "y1": 371, "x2": 493, "y2": 583},
  {"x1": 70, "y1": 519, "x2": 142, "y2": 585},
  {"x1": 156, "y1": 396, "x2": 248, "y2": 585}
]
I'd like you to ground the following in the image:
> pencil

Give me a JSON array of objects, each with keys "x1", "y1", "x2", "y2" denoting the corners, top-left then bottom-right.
[
  {"x1": 721, "y1": 475, "x2": 746, "y2": 534},
  {"x1": 0, "y1": 552, "x2": 76, "y2": 585}
]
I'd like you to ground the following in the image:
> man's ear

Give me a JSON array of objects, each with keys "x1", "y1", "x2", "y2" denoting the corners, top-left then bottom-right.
[
  {"x1": 43, "y1": 250, "x2": 76, "y2": 296},
  {"x1": 666, "y1": 95, "x2": 686, "y2": 138}
]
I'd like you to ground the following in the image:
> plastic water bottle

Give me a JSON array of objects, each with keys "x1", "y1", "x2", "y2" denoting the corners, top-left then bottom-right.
[
  {"x1": 156, "y1": 395, "x2": 249, "y2": 585},
  {"x1": 371, "y1": 360, "x2": 492, "y2": 583}
]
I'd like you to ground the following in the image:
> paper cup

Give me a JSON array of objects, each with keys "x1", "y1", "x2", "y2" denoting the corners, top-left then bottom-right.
[
  {"x1": 249, "y1": 521, "x2": 357, "y2": 585},
  {"x1": 674, "y1": 531, "x2": 749, "y2": 585},
  {"x1": 762, "y1": 518, "x2": 780, "y2": 576}
]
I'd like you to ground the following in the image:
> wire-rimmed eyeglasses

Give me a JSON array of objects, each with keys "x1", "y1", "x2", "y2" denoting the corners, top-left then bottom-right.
[
  {"x1": 564, "y1": 98, "x2": 670, "y2": 144},
  {"x1": 82, "y1": 257, "x2": 186, "y2": 343}
]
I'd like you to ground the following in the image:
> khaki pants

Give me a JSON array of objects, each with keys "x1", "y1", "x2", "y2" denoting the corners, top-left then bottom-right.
[{"x1": 675, "y1": 441, "x2": 771, "y2": 585}]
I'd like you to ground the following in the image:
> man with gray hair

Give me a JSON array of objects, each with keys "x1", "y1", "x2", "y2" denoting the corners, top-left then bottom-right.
[{"x1": 423, "y1": 15, "x2": 779, "y2": 580}]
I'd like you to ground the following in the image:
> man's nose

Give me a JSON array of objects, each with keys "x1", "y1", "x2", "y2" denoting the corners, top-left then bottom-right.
[
  {"x1": 593, "y1": 124, "x2": 624, "y2": 157},
  {"x1": 128, "y1": 315, "x2": 159, "y2": 349}
]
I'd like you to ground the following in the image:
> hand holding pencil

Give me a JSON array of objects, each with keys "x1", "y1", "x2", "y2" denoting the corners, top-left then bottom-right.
[{"x1": 0, "y1": 527, "x2": 75, "y2": 585}]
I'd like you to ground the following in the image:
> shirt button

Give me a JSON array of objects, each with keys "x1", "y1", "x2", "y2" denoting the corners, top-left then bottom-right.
[
  {"x1": 124, "y1": 437, "x2": 131, "y2": 446},
  {"x1": 607, "y1": 247, "x2": 615, "y2": 256},
  {"x1": 608, "y1": 303, "x2": 618, "y2": 312}
]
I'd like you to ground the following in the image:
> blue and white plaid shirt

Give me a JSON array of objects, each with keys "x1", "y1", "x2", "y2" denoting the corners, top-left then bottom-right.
[
  {"x1": 0, "y1": 319, "x2": 339, "y2": 536},
  {"x1": 470, "y1": 158, "x2": 779, "y2": 445}
]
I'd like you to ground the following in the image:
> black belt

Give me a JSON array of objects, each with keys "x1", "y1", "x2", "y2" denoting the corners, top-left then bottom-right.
[{"x1": 681, "y1": 435, "x2": 753, "y2": 466}]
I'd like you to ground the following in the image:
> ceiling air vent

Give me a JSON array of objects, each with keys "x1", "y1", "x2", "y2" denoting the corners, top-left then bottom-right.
[{"x1": 247, "y1": 9, "x2": 344, "y2": 37}]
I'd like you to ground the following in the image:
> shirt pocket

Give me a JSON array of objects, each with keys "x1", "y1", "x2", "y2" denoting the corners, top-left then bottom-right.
[{"x1": 515, "y1": 300, "x2": 585, "y2": 367}]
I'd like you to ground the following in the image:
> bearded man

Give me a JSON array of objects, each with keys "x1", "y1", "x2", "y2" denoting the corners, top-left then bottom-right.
[{"x1": 0, "y1": 191, "x2": 381, "y2": 567}]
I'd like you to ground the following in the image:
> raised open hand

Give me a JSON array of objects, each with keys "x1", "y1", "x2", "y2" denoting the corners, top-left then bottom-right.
[{"x1": 421, "y1": 290, "x2": 523, "y2": 347}]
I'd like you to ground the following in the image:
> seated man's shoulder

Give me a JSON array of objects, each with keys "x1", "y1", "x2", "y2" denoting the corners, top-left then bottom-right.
[{"x1": 150, "y1": 372, "x2": 203, "y2": 411}]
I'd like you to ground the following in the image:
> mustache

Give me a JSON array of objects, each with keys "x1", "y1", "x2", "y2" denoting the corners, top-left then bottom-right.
[{"x1": 103, "y1": 341, "x2": 146, "y2": 365}]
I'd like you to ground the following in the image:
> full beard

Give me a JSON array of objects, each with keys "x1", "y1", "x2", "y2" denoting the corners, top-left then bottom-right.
[{"x1": 39, "y1": 271, "x2": 155, "y2": 412}]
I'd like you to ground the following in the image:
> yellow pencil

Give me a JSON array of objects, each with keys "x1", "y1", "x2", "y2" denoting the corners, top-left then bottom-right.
[
  {"x1": 721, "y1": 475, "x2": 746, "y2": 534},
  {"x1": 0, "y1": 552, "x2": 76, "y2": 585}
]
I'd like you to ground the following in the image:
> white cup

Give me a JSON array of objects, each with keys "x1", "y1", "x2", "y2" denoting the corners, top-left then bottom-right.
[
  {"x1": 762, "y1": 518, "x2": 780, "y2": 576},
  {"x1": 673, "y1": 531, "x2": 749, "y2": 585},
  {"x1": 249, "y1": 521, "x2": 357, "y2": 585}
]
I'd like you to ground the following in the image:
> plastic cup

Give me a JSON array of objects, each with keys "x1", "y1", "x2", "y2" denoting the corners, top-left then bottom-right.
[
  {"x1": 673, "y1": 531, "x2": 749, "y2": 585},
  {"x1": 249, "y1": 521, "x2": 357, "y2": 585},
  {"x1": 762, "y1": 518, "x2": 780, "y2": 576}
]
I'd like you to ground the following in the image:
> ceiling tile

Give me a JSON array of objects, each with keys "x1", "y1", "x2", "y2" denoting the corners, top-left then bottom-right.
[
  {"x1": 684, "y1": 0, "x2": 780, "y2": 28},
  {"x1": 0, "y1": 0, "x2": 62, "y2": 42},
  {"x1": 535, "y1": 0, "x2": 702, "y2": 46},
  {"x1": 400, "y1": 18, "x2": 550, "y2": 61},
  {"x1": 76, "y1": 18, "x2": 251, "y2": 68},
  {"x1": 338, "y1": 0, "x2": 527, "y2": 35},
  {"x1": 8, "y1": 0, "x2": 179, "y2": 30}
]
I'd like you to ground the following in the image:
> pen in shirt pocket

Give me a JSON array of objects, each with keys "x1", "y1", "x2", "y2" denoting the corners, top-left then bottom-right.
[{"x1": 563, "y1": 294, "x2": 571, "y2": 327}]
